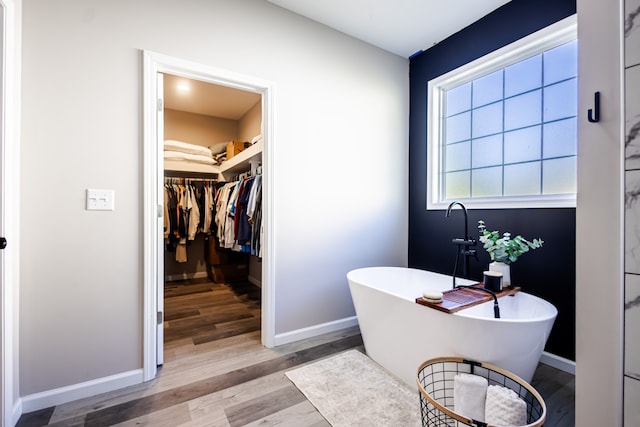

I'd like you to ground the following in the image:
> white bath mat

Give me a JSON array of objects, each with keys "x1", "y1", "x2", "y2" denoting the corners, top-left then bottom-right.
[{"x1": 285, "y1": 349, "x2": 421, "y2": 426}]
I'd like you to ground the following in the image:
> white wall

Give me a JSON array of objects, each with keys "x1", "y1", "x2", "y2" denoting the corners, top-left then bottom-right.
[{"x1": 19, "y1": 0, "x2": 408, "y2": 401}]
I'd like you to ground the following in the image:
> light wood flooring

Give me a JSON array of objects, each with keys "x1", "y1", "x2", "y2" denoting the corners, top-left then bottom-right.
[{"x1": 16, "y1": 277, "x2": 575, "y2": 426}]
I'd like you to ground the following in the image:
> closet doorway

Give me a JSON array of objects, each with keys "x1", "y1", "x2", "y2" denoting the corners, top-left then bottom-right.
[{"x1": 142, "y1": 51, "x2": 275, "y2": 382}]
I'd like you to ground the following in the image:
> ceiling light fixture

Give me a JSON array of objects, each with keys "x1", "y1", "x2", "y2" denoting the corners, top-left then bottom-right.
[{"x1": 176, "y1": 83, "x2": 190, "y2": 92}]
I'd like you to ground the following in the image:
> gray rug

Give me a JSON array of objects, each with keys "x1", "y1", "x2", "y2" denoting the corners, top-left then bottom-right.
[{"x1": 285, "y1": 349, "x2": 421, "y2": 426}]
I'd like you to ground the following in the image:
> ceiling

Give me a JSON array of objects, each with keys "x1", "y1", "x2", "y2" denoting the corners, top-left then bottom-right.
[
  {"x1": 164, "y1": 1, "x2": 512, "y2": 119},
  {"x1": 266, "y1": 0, "x2": 511, "y2": 58},
  {"x1": 163, "y1": 74, "x2": 261, "y2": 120}
]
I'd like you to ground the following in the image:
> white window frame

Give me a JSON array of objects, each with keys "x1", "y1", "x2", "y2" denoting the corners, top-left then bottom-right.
[{"x1": 427, "y1": 15, "x2": 577, "y2": 210}]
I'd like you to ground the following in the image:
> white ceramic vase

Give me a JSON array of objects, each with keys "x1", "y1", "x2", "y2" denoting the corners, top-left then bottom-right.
[{"x1": 489, "y1": 261, "x2": 511, "y2": 288}]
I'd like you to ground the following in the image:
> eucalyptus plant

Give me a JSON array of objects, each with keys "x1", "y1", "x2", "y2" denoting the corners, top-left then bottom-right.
[{"x1": 477, "y1": 220, "x2": 544, "y2": 265}]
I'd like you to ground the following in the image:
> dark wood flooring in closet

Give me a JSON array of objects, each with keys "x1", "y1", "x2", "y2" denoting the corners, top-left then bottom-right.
[
  {"x1": 164, "y1": 278, "x2": 261, "y2": 350},
  {"x1": 16, "y1": 277, "x2": 575, "y2": 426}
]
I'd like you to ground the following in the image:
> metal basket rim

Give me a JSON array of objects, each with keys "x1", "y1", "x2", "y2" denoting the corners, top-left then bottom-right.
[{"x1": 416, "y1": 356, "x2": 547, "y2": 427}]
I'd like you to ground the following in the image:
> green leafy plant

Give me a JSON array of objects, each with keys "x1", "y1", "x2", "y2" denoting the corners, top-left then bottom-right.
[{"x1": 477, "y1": 220, "x2": 543, "y2": 265}]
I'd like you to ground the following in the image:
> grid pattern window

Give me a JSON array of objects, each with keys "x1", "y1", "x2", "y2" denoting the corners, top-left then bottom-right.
[{"x1": 427, "y1": 17, "x2": 577, "y2": 209}]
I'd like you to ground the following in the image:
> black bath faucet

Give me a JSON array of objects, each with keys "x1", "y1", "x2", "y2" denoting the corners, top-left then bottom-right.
[
  {"x1": 445, "y1": 201, "x2": 477, "y2": 286},
  {"x1": 453, "y1": 284, "x2": 501, "y2": 319}
]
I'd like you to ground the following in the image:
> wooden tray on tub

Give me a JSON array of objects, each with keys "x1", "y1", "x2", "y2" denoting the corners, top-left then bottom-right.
[{"x1": 415, "y1": 283, "x2": 520, "y2": 314}]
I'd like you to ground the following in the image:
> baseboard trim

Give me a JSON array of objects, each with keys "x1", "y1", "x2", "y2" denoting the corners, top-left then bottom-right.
[
  {"x1": 12, "y1": 399, "x2": 22, "y2": 427},
  {"x1": 247, "y1": 275, "x2": 261, "y2": 287},
  {"x1": 540, "y1": 351, "x2": 575, "y2": 375},
  {"x1": 20, "y1": 369, "x2": 143, "y2": 414},
  {"x1": 274, "y1": 316, "x2": 359, "y2": 347},
  {"x1": 165, "y1": 271, "x2": 208, "y2": 282}
]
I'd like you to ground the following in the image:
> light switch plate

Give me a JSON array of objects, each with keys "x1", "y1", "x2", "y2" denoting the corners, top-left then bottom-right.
[{"x1": 86, "y1": 189, "x2": 115, "y2": 211}]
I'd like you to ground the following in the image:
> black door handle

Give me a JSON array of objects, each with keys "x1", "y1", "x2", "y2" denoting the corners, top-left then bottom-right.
[
  {"x1": 588, "y1": 91, "x2": 600, "y2": 123},
  {"x1": 0, "y1": 237, "x2": 6, "y2": 250}
]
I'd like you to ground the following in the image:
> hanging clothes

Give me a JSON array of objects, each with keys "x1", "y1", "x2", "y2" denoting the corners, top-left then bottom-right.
[
  {"x1": 236, "y1": 176, "x2": 255, "y2": 252},
  {"x1": 248, "y1": 175, "x2": 263, "y2": 257},
  {"x1": 164, "y1": 177, "x2": 217, "y2": 262},
  {"x1": 212, "y1": 175, "x2": 263, "y2": 257}
]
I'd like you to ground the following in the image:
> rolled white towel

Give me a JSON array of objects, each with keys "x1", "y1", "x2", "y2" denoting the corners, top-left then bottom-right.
[
  {"x1": 485, "y1": 385, "x2": 527, "y2": 426},
  {"x1": 453, "y1": 373, "x2": 488, "y2": 422}
]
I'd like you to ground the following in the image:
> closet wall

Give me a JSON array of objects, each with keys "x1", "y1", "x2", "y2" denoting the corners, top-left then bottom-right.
[
  {"x1": 165, "y1": 109, "x2": 238, "y2": 146},
  {"x1": 163, "y1": 88, "x2": 263, "y2": 282},
  {"x1": 238, "y1": 101, "x2": 262, "y2": 141}
]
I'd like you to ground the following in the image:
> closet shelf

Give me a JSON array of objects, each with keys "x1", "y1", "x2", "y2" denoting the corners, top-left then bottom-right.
[
  {"x1": 164, "y1": 160, "x2": 220, "y2": 175},
  {"x1": 219, "y1": 139, "x2": 262, "y2": 177},
  {"x1": 164, "y1": 139, "x2": 262, "y2": 178}
]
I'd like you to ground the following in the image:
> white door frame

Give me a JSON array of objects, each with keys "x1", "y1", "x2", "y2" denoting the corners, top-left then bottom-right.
[
  {"x1": 154, "y1": 71, "x2": 165, "y2": 367},
  {"x1": 0, "y1": 0, "x2": 18, "y2": 423},
  {"x1": 142, "y1": 51, "x2": 276, "y2": 381}
]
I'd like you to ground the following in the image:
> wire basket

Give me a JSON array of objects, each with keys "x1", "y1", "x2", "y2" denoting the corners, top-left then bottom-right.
[{"x1": 417, "y1": 357, "x2": 546, "y2": 427}]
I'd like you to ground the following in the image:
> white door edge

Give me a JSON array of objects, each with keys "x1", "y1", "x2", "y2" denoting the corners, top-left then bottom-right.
[
  {"x1": 155, "y1": 72, "x2": 164, "y2": 367},
  {"x1": 0, "y1": 0, "x2": 19, "y2": 424}
]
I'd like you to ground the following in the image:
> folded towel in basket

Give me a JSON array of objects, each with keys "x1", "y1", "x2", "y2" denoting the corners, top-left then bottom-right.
[
  {"x1": 485, "y1": 384, "x2": 527, "y2": 426},
  {"x1": 453, "y1": 373, "x2": 488, "y2": 422}
]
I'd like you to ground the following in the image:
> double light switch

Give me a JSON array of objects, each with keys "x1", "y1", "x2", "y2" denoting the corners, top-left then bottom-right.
[{"x1": 86, "y1": 189, "x2": 115, "y2": 211}]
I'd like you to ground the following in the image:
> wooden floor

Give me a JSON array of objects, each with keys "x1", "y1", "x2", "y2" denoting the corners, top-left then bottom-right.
[{"x1": 17, "y1": 277, "x2": 575, "y2": 426}]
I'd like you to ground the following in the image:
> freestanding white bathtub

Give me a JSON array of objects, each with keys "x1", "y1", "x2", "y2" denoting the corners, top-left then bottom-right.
[{"x1": 347, "y1": 267, "x2": 557, "y2": 388}]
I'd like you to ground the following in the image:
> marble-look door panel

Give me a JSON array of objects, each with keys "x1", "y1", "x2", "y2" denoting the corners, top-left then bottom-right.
[
  {"x1": 626, "y1": 0, "x2": 640, "y2": 67},
  {"x1": 627, "y1": 1, "x2": 640, "y2": 426},
  {"x1": 625, "y1": 170, "x2": 640, "y2": 273},
  {"x1": 626, "y1": 65, "x2": 640, "y2": 170},
  {"x1": 626, "y1": 273, "x2": 640, "y2": 379},
  {"x1": 625, "y1": 376, "x2": 640, "y2": 427}
]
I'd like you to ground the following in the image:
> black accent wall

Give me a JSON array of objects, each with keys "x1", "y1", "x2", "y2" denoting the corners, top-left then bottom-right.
[{"x1": 409, "y1": 0, "x2": 577, "y2": 360}]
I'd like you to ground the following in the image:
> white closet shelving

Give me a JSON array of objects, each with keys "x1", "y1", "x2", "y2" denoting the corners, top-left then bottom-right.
[
  {"x1": 164, "y1": 139, "x2": 262, "y2": 180},
  {"x1": 219, "y1": 139, "x2": 262, "y2": 180},
  {"x1": 163, "y1": 160, "x2": 220, "y2": 175}
]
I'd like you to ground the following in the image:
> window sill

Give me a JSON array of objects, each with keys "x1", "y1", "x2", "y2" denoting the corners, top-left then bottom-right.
[{"x1": 427, "y1": 195, "x2": 576, "y2": 210}]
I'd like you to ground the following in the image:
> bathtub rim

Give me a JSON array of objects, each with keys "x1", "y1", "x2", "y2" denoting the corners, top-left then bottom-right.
[
  {"x1": 347, "y1": 266, "x2": 558, "y2": 324},
  {"x1": 452, "y1": 292, "x2": 558, "y2": 324}
]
